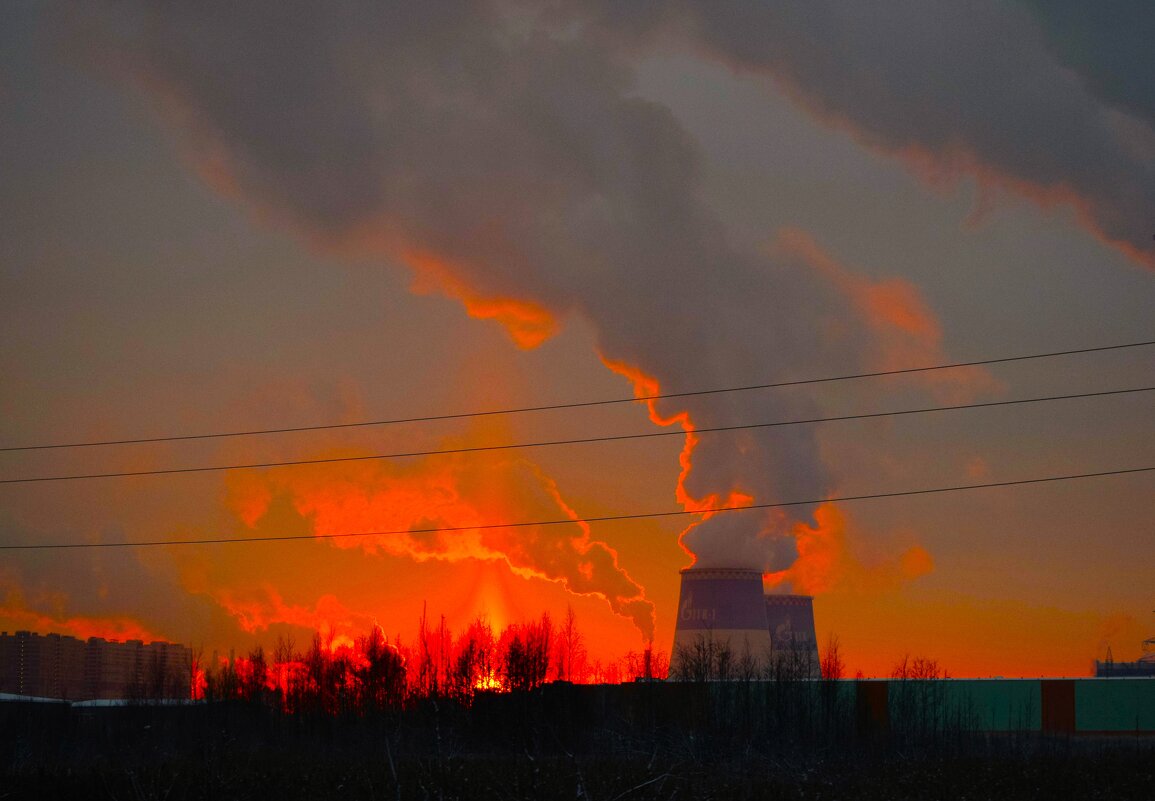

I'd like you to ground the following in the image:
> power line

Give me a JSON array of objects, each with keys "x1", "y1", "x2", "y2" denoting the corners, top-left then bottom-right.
[
  {"x1": 1, "y1": 385, "x2": 1151, "y2": 485},
  {"x1": 3, "y1": 339, "x2": 1152, "y2": 453},
  {"x1": 1, "y1": 466, "x2": 1149, "y2": 550}
]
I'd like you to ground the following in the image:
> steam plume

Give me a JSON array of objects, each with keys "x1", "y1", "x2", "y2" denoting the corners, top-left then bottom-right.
[
  {"x1": 560, "y1": 0, "x2": 1155, "y2": 267},
  {"x1": 226, "y1": 447, "x2": 655, "y2": 638},
  {"x1": 90, "y1": 1, "x2": 976, "y2": 576}
]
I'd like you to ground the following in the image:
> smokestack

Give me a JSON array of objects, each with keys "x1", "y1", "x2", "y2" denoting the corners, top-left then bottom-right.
[
  {"x1": 672, "y1": 568, "x2": 772, "y2": 663},
  {"x1": 764, "y1": 593, "x2": 820, "y2": 678}
]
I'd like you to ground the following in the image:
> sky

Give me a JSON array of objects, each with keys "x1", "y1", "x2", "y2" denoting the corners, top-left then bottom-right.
[{"x1": 1, "y1": 1, "x2": 1152, "y2": 678}]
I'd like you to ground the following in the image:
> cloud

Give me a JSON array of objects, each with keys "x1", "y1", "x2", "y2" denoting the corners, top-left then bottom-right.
[
  {"x1": 225, "y1": 437, "x2": 656, "y2": 639},
  {"x1": 1019, "y1": 1, "x2": 1155, "y2": 129},
  {"x1": 84, "y1": 0, "x2": 987, "y2": 578},
  {"x1": 559, "y1": 0, "x2": 1155, "y2": 268},
  {"x1": 209, "y1": 585, "x2": 362, "y2": 636},
  {"x1": 765, "y1": 502, "x2": 934, "y2": 595},
  {"x1": 773, "y1": 229, "x2": 999, "y2": 403},
  {"x1": 0, "y1": 518, "x2": 188, "y2": 643},
  {"x1": 0, "y1": 578, "x2": 164, "y2": 642}
]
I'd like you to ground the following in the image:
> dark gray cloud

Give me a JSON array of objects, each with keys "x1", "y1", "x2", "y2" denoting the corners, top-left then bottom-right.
[
  {"x1": 84, "y1": 0, "x2": 985, "y2": 575},
  {"x1": 1019, "y1": 0, "x2": 1155, "y2": 128},
  {"x1": 556, "y1": 0, "x2": 1155, "y2": 267}
]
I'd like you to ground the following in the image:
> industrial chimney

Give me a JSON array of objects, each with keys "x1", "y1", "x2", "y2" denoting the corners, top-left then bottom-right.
[
  {"x1": 672, "y1": 568, "x2": 772, "y2": 669},
  {"x1": 764, "y1": 593, "x2": 820, "y2": 678}
]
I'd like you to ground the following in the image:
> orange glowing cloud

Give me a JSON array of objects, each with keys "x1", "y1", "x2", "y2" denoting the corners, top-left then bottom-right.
[
  {"x1": 224, "y1": 436, "x2": 654, "y2": 640},
  {"x1": 404, "y1": 249, "x2": 558, "y2": 349},
  {"x1": 765, "y1": 502, "x2": 934, "y2": 596},
  {"x1": 0, "y1": 584, "x2": 163, "y2": 643},
  {"x1": 762, "y1": 64, "x2": 1155, "y2": 272},
  {"x1": 598, "y1": 354, "x2": 758, "y2": 565},
  {"x1": 598, "y1": 355, "x2": 753, "y2": 514},
  {"x1": 776, "y1": 228, "x2": 999, "y2": 403},
  {"x1": 599, "y1": 356, "x2": 695, "y2": 511},
  {"x1": 209, "y1": 584, "x2": 363, "y2": 637},
  {"x1": 898, "y1": 141, "x2": 1155, "y2": 271}
]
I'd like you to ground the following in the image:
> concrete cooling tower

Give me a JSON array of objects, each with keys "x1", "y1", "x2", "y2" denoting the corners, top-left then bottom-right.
[
  {"x1": 672, "y1": 568, "x2": 823, "y2": 678},
  {"x1": 672, "y1": 568, "x2": 772, "y2": 660},
  {"x1": 765, "y1": 593, "x2": 820, "y2": 677}
]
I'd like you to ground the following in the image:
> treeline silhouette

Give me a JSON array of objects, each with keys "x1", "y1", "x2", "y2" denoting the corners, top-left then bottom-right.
[
  {"x1": 6, "y1": 610, "x2": 1154, "y2": 800},
  {"x1": 197, "y1": 607, "x2": 669, "y2": 713},
  {"x1": 181, "y1": 609, "x2": 1005, "y2": 763}
]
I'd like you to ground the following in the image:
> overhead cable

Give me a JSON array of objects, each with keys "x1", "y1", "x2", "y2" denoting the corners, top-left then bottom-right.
[
  {"x1": 1, "y1": 466, "x2": 1149, "y2": 550},
  {"x1": 3, "y1": 339, "x2": 1152, "y2": 453},
  {"x1": 1, "y1": 385, "x2": 1151, "y2": 485}
]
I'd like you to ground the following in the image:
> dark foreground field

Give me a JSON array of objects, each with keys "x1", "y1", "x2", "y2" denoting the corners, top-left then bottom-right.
[
  {"x1": 6, "y1": 749, "x2": 1154, "y2": 801},
  {"x1": 4, "y1": 683, "x2": 1152, "y2": 800},
  {"x1": 6, "y1": 748, "x2": 1155, "y2": 801}
]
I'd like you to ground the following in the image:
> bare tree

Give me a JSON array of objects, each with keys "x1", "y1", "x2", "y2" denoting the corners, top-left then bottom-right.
[
  {"x1": 501, "y1": 614, "x2": 552, "y2": 692},
  {"x1": 273, "y1": 634, "x2": 295, "y2": 709},
  {"x1": 647, "y1": 648, "x2": 670, "y2": 681},
  {"x1": 356, "y1": 626, "x2": 406, "y2": 711},
  {"x1": 890, "y1": 653, "x2": 950, "y2": 745},
  {"x1": 891, "y1": 654, "x2": 946, "y2": 680},
  {"x1": 205, "y1": 650, "x2": 240, "y2": 702},
  {"x1": 448, "y1": 617, "x2": 495, "y2": 701},
  {"x1": 672, "y1": 634, "x2": 713, "y2": 682},
  {"x1": 241, "y1": 645, "x2": 268, "y2": 703},
  {"x1": 554, "y1": 605, "x2": 586, "y2": 682},
  {"x1": 304, "y1": 633, "x2": 327, "y2": 712},
  {"x1": 736, "y1": 640, "x2": 761, "y2": 683},
  {"x1": 188, "y1": 645, "x2": 204, "y2": 701},
  {"x1": 672, "y1": 633, "x2": 736, "y2": 682},
  {"x1": 820, "y1": 634, "x2": 845, "y2": 680}
]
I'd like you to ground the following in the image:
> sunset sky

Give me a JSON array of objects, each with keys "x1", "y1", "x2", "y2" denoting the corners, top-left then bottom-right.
[{"x1": 2, "y1": 1, "x2": 1152, "y2": 678}]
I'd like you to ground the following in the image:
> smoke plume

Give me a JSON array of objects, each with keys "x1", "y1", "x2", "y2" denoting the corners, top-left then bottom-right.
[
  {"x1": 558, "y1": 0, "x2": 1155, "y2": 267},
  {"x1": 225, "y1": 445, "x2": 656, "y2": 639},
  {"x1": 85, "y1": 0, "x2": 991, "y2": 578}
]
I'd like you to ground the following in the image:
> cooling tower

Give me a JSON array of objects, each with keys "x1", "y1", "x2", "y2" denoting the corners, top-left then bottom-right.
[
  {"x1": 764, "y1": 593, "x2": 820, "y2": 677},
  {"x1": 672, "y1": 568, "x2": 772, "y2": 661}
]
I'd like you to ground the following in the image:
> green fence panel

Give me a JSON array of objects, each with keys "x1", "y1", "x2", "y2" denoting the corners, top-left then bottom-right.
[
  {"x1": 1075, "y1": 678, "x2": 1155, "y2": 732},
  {"x1": 938, "y1": 680, "x2": 1041, "y2": 731}
]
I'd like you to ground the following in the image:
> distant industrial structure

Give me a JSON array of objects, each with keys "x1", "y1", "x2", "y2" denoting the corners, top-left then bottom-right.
[
  {"x1": 1094, "y1": 622, "x2": 1155, "y2": 678},
  {"x1": 0, "y1": 630, "x2": 191, "y2": 700},
  {"x1": 672, "y1": 568, "x2": 820, "y2": 677}
]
